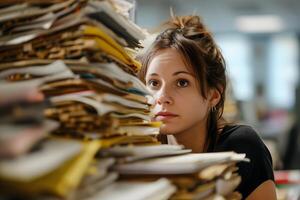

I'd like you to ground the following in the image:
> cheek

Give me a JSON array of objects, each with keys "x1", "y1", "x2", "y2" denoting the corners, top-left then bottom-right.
[{"x1": 177, "y1": 92, "x2": 209, "y2": 117}]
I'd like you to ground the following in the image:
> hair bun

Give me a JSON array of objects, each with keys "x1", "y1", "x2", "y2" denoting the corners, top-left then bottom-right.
[{"x1": 165, "y1": 15, "x2": 209, "y2": 38}]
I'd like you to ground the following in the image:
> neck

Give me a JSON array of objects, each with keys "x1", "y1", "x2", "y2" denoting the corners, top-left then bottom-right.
[{"x1": 173, "y1": 121, "x2": 207, "y2": 153}]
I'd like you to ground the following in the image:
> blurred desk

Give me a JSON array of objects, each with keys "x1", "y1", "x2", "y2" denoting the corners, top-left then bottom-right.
[{"x1": 275, "y1": 170, "x2": 300, "y2": 200}]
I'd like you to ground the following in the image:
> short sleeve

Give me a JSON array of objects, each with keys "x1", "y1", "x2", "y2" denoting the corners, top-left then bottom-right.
[{"x1": 215, "y1": 125, "x2": 274, "y2": 199}]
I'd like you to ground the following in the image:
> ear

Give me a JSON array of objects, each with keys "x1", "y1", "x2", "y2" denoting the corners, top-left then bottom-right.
[{"x1": 208, "y1": 88, "x2": 221, "y2": 107}]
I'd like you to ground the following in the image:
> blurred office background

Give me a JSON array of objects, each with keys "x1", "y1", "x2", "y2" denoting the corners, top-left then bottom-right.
[{"x1": 134, "y1": 1, "x2": 300, "y2": 197}]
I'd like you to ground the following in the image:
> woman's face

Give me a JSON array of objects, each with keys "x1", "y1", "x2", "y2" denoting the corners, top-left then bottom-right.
[{"x1": 145, "y1": 48, "x2": 213, "y2": 135}]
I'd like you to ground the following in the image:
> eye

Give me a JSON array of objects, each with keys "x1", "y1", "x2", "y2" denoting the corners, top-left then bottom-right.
[
  {"x1": 176, "y1": 79, "x2": 189, "y2": 87},
  {"x1": 147, "y1": 79, "x2": 160, "y2": 89}
]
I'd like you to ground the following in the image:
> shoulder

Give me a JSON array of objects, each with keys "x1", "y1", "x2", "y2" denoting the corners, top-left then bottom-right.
[
  {"x1": 216, "y1": 125, "x2": 266, "y2": 153},
  {"x1": 215, "y1": 124, "x2": 274, "y2": 198},
  {"x1": 216, "y1": 124, "x2": 272, "y2": 165}
]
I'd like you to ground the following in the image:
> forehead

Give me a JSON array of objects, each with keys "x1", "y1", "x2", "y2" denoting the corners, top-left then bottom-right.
[{"x1": 146, "y1": 48, "x2": 193, "y2": 76}]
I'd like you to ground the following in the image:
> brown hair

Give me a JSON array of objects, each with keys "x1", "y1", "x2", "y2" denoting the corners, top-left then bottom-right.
[{"x1": 138, "y1": 15, "x2": 227, "y2": 152}]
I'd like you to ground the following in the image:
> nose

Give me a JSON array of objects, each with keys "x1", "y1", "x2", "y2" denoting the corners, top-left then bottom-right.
[{"x1": 154, "y1": 86, "x2": 173, "y2": 105}]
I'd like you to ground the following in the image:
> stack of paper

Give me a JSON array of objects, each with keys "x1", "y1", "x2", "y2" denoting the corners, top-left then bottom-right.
[
  {"x1": 115, "y1": 152, "x2": 249, "y2": 199},
  {"x1": 0, "y1": 79, "x2": 88, "y2": 199},
  {"x1": 100, "y1": 144, "x2": 192, "y2": 163},
  {"x1": 83, "y1": 178, "x2": 176, "y2": 200},
  {"x1": 70, "y1": 157, "x2": 118, "y2": 200},
  {"x1": 0, "y1": 0, "x2": 169, "y2": 199},
  {"x1": 0, "y1": 82, "x2": 58, "y2": 159}
]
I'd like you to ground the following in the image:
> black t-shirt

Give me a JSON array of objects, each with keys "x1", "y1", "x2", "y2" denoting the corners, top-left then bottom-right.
[{"x1": 214, "y1": 125, "x2": 274, "y2": 199}]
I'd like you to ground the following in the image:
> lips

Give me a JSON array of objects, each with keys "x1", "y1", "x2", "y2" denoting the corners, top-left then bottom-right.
[{"x1": 155, "y1": 111, "x2": 178, "y2": 121}]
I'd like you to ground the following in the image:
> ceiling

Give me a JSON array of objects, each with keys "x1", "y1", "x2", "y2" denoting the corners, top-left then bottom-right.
[{"x1": 135, "y1": 0, "x2": 300, "y2": 34}]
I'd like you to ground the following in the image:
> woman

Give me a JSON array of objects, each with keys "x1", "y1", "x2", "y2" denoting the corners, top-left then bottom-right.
[{"x1": 138, "y1": 15, "x2": 276, "y2": 199}]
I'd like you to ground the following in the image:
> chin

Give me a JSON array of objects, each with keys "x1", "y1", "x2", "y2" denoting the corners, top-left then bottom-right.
[{"x1": 159, "y1": 125, "x2": 181, "y2": 135}]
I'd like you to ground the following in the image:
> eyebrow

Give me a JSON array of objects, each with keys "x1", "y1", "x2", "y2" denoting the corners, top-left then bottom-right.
[
  {"x1": 173, "y1": 71, "x2": 194, "y2": 76},
  {"x1": 148, "y1": 71, "x2": 194, "y2": 77}
]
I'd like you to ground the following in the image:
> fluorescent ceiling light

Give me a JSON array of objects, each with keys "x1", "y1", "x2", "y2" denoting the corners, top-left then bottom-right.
[{"x1": 235, "y1": 15, "x2": 284, "y2": 33}]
